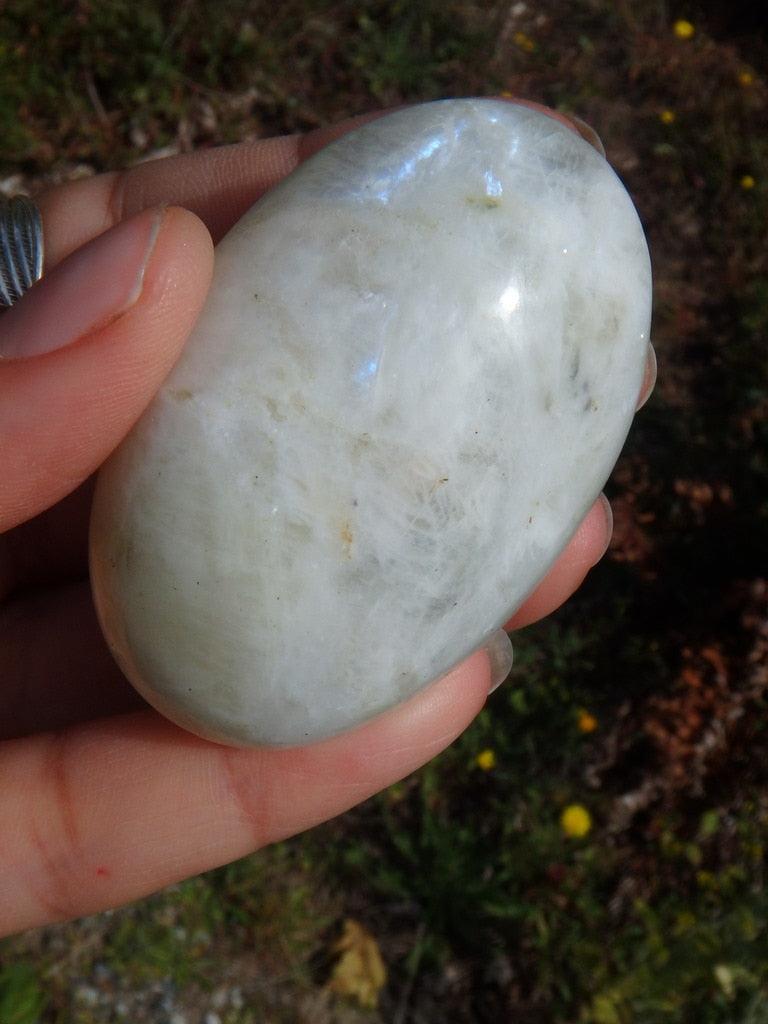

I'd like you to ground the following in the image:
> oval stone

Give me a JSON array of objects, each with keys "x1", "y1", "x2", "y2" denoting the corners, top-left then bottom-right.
[{"x1": 89, "y1": 99, "x2": 652, "y2": 746}]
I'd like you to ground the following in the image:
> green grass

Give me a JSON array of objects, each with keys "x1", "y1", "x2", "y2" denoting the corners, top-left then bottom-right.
[
  {"x1": 0, "y1": 0, "x2": 496, "y2": 174},
  {"x1": 305, "y1": 619, "x2": 768, "y2": 1021},
  {"x1": 0, "y1": 965, "x2": 47, "y2": 1024}
]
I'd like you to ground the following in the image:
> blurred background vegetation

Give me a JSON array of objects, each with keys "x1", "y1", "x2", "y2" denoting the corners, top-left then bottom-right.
[{"x1": 1, "y1": 0, "x2": 767, "y2": 1021}]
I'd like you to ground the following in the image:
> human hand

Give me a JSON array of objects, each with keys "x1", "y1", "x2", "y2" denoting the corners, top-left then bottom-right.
[{"x1": 0, "y1": 104, "x2": 655, "y2": 936}]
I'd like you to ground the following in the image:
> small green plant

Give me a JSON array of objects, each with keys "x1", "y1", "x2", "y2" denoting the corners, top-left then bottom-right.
[{"x1": 0, "y1": 964, "x2": 47, "y2": 1024}]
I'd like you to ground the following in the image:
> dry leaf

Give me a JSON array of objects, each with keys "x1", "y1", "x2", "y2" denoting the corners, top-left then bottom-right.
[{"x1": 326, "y1": 918, "x2": 386, "y2": 1009}]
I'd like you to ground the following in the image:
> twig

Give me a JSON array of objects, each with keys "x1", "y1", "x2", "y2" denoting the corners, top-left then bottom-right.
[
  {"x1": 394, "y1": 920, "x2": 426, "y2": 1024},
  {"x1": 83, "y1": 68, "x2": 110, "y2": 128}
]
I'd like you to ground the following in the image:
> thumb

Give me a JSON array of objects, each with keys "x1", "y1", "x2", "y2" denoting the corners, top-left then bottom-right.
[{"x1": 0, "y1": 206, "x2": 214, "y2": 533}]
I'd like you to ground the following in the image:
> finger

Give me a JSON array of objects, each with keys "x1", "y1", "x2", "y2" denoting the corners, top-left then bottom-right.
[
  {"x1": 38, "y1": 112, "x2": 387, "y2": 270},
  {"x1": 505, "y1": 495, "x2": 612, "y2": 629},
  {"x1": 503, "y1": 97, "x2": 585, "y2": 135},
  {"x1": 0, "y1": 206, "x2": 214, "y2": 533},
  {"x1": 0, "y1": 650, "x2": 491, "y2": 935},
  {"x1": 637, "y1": 344, "x2": 657, "y2": 410}
]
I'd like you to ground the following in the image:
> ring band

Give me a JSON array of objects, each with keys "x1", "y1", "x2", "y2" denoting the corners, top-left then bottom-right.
[{"x1": 0, "y1": 195, "x2": 44, "y2": 308}]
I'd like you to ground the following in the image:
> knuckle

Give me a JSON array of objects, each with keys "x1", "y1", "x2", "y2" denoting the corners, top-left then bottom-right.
[
  {"x1": 219, "y1": 745, "x2": 272, "y2": 849},
  {"x1": 25, "y1": 731, "x2": 87, "y2": 923}
]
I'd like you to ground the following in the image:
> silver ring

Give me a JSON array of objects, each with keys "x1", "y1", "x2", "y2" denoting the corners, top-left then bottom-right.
[{"x1": 0, "y1": 195, "x2": 44, "y2": 308}]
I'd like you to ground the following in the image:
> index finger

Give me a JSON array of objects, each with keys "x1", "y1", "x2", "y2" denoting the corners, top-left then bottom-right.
[{"x1": 37, "y1": 112, "x2": 386, "y2": 270}]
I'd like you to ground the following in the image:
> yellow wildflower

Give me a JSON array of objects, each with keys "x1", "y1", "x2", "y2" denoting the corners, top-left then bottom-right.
[
  {"x1": 499, "y1": 90, "x2": 515, "y2": 99},
  {"x1": 740, "y1": 175, "x2": 756, "y2": 190},
  {"x1": 673, "y1": 19, "x2": 695, "y2": 39},
  {"x1": 660, "y1": 109, "x2": 676, "y2": 125},
  {"x1": 738, "y1": 70, "x2": 755, "y2": 87},
  {"x1": 476, "y1": 748, "x2": 497, "y2": 771},
  {"x1": 561, "y1": 804, "x2": 592, "y2": 838},
  {"x1": 577, "y1": 709, "x2": 598, "y2": 733},
  {"x1": 513, "y1": 31, "x2": 536, "y2": 53}
]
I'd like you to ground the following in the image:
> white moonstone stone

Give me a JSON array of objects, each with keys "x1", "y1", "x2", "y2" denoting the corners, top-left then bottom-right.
[{"x1": 90, "y1": 99, "x2": 652, "y2": 746}]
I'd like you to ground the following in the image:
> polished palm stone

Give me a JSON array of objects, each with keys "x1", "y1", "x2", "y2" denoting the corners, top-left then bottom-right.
[{"x1": 89, "y1": 98, "x2": 652, "y2": 746}]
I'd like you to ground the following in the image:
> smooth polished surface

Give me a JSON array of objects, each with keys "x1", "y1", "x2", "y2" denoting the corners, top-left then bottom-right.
[{"x1": 90, "y1": 99, "x2": 652, "y2": 746}]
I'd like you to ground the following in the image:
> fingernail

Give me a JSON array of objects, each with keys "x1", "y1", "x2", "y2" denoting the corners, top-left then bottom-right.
[
  {"x1": 636, "y1": 344, "x2": 657, "y2": 410},
  {"x1": 485, "y1": 629, "x2": 514, "y2": 693},
  {"x1": 598, "y1": 492, "x2": 613, "y2": 559},
  {"x1": 568, "y1": 115, "x2": 606, "y2": 158},
  {"x1": 0, "y1": 207, "x2": 164, "y2": 359}
]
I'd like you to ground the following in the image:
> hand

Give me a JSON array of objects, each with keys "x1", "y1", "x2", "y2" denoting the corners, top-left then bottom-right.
[{"x1": 0, "y1": 105, "x2": 655, "y2": 936}]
